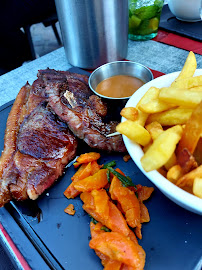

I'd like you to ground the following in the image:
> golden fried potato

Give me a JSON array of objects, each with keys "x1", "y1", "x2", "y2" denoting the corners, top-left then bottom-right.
[
  {"x1": 167, "y1": 165, "x2": 184, "y2": 184},
  {"x1": 116, "y1": 120, "x2": 151, "y2": 146},
  {"x1": 141, "y1": 125, "x2": 183, "y2": 172},
  {"x1": 193, "y1": 177, "x2": 202, "y2": 198},
  {"x1": 146, "y1": 107, "x2": 193, "y2": 126},
  {"x1": 145, "y1": 121, "x2": 163, "y2": 140},
  {"x1": 176, "y1": 165, "x2": 202, "y2": 193},
  {"x1": 171, "y1": 51, "x2": 197, "y2": 85},
  {"x1": 120, "y1": 107, "x2": 138, "y2": 121},
  {"x1": 164, "y1": 153, "x2": 177, "y2": 171},
  {"x1": 159, "y1": 87, "x2": 202, "y2": 108},
  {"x1": 135, "y1": 86, "x2": 159, "y2": 126},
  {"x1": 172, "y1": 75, "x2": 202, "y2": 89},
  {"x1": 139, "y1": 99, "x2": 176, "y2": 114},
  {"x1": 189, "y1": 86, "x2": 202, "y2": 91}
]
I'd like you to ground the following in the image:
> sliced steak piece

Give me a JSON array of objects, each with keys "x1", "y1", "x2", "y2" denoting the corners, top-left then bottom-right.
[
  {"x1": 0, "y1": 88, "x2": 77, "y2": 207},
  {"x1": 38, "y1": 69, "x2": 126, "y2": 152}
]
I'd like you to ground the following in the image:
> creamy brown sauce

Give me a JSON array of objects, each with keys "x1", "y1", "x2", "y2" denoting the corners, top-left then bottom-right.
[{"x1": 96, "y1": 75, "x2": 144, "y2": 98}]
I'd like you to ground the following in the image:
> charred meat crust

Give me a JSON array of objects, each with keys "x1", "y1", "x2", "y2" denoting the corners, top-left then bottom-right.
[
  {"x1": 39, "y1": 69, "x2": 126, "y2": 152},
  {"x1": 0, "y1": 68, "x2": 126, "y2": 207}
]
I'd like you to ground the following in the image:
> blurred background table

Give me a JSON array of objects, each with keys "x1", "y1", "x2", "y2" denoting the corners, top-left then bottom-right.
[{"x1": 0, "y1": 39, "x2": 202, "y2": 107}]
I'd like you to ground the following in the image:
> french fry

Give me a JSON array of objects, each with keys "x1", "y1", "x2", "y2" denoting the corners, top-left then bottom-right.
[
  {"x1": 167, "y1": 165, "x2": 184, "y2": 184},
  {"x1": 164, "y1": 153, "x2": 177, "y2": 171},
  {"x1": 141, "y1": 125, "x2": 183, "y2": 172},
  {"x1": 116, "y1": 120, "x2": 151, "y2": 146},
  {"x1": 189, "y1": 86, "x2": 202, "y2": 91},
  {"x1": 135, "y1": 86, "x2": 159, "y2": 126},
  {"x1": 146, "y1": 107, "x2": 193, "y2": 126},
  {"x1": 159, "y1": 87, "x2": 202, "y2": 108},
  {"x1": 171, "y1": 75, "x2": 202, "y2": 89},
  {"x1": 139, "y1": 98, "x2": 176, "y2": 114},
  {"x1": 193, "y1": 177, "x2": 202, "y2": 198},
  {"x1": 145, "y1": 121, "x2": 163, "y2": 140},
  {"x1": 177, "y1": 101, "x2": 202, "y2": 155},
  {"x1": 120, "y1": 107, "x2": 138, "y2": 121},
  {"x1": 171, "y1": 51, "x2": 197, "y2": 85},
  {"x1": 176, "y1": 165, "x2": 202, "y2": 193}
]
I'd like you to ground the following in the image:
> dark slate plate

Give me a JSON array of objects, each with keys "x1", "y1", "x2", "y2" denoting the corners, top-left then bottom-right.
[
  {"x1": 0, "y1": 68, "x2": 202, "y2": 270},
  {"x1": 159, "y1": 4, "x2": 202, "y2": 41}
]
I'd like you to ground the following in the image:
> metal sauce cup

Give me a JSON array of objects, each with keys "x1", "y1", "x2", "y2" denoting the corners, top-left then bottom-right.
[
  {"x1": 88, "y1": 61, "x2": 153, "y2": 119},
  {"x1": 89, "y1": 61, "x2": 154, "y2": 100}
]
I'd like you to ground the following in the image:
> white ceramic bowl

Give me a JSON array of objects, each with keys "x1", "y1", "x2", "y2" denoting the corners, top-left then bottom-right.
[
  {"x1": 168, "y1": 0, "x2": 202, "y2": 22},
  {"x1": 122, "y1": 69, "x2": 202, "y2": 215}
]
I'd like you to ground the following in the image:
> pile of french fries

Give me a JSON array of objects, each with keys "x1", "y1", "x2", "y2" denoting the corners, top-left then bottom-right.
[{"x1": 116, "y1": 51, "x2": 202, "y2": 199}]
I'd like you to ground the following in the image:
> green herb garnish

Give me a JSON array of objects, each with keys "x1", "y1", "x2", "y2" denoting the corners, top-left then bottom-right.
[
  {"x1": 108, "y1": 167, "x2": 136, "y2": 189},
  {"x1": 101, "y1": 226, "x2": 111, "y2": 232},
  {"x1": 103, "y1": 160, "x2": 116, "y2": 169},
  {"x1": 107, "y1": 169, "x2": 111, "y2": 183},
  {"x1": 89, "y1": 216, "x2": 98, "y2": 225}
]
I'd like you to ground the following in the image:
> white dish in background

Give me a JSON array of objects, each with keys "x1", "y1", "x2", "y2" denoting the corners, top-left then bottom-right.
[
  {"x1": 122, "y1": 69, "x2": 202, "y2": 215},
  {"x1": 168, "y1": 0, "x2": 202, "y2": 22}
]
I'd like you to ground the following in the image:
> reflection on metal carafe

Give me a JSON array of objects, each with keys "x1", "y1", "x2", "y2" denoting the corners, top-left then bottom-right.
[{"x1": 55, "y1": 0, "x2": 128, "y2": 69}]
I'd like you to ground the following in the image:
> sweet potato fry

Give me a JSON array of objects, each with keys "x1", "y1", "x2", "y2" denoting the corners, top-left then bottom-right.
[
  {"x1": 73, "y1": 169, "x2": 108, "y2": 192},
  {"x1": 89, "y1": 232, "x2": 145, "y2": 270}
]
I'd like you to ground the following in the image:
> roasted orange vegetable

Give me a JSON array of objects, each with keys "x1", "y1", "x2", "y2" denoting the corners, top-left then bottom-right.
[
  {"x1": 64, "y1": 152, "x2": 153, "y2": 270},
  {"x1": 89, "y1": 232, "x2": 145, "y2": 270},
  {"x1": 64, "y1": 161, "x2": 101, "y2": 199},
  {"x1": 139, "y1": 202, "x2": 150, "y2": 223},
  {"x1": 75, "y1": 152, "x2": 101, "y2": 165},
  {"x1": 64, "y1": 204, "x2": 75, "y2": 215},
  {"x1": 136, "y1": 184, "x2": 154, "y2": 202},
  {"x1": 104, "y1": 260, "x2": 122, "y2": 270},
  {"x1": 71, "y1": 163, "x2": 89, "y2": 181},
  {"x1": 109, "y1": 175, "x2": 140, "y2": 228},
  {"x1": 81, "y1": 189, "x2": 131, "y2": 237},
  {"x1": 74, "y1": 169, "x2": 108, "y2": 192}
]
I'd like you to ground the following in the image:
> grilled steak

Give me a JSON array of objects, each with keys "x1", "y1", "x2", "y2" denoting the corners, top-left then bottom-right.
[
  {"x1": 0, "y1": 69, "x2": 126, "y2": 206},
  {"x1": 38, "y1": 69, "x2": 126, "y2": 152},
  {"x1": 0, "y1": 84, "x2": 77, "y2": 207}
]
